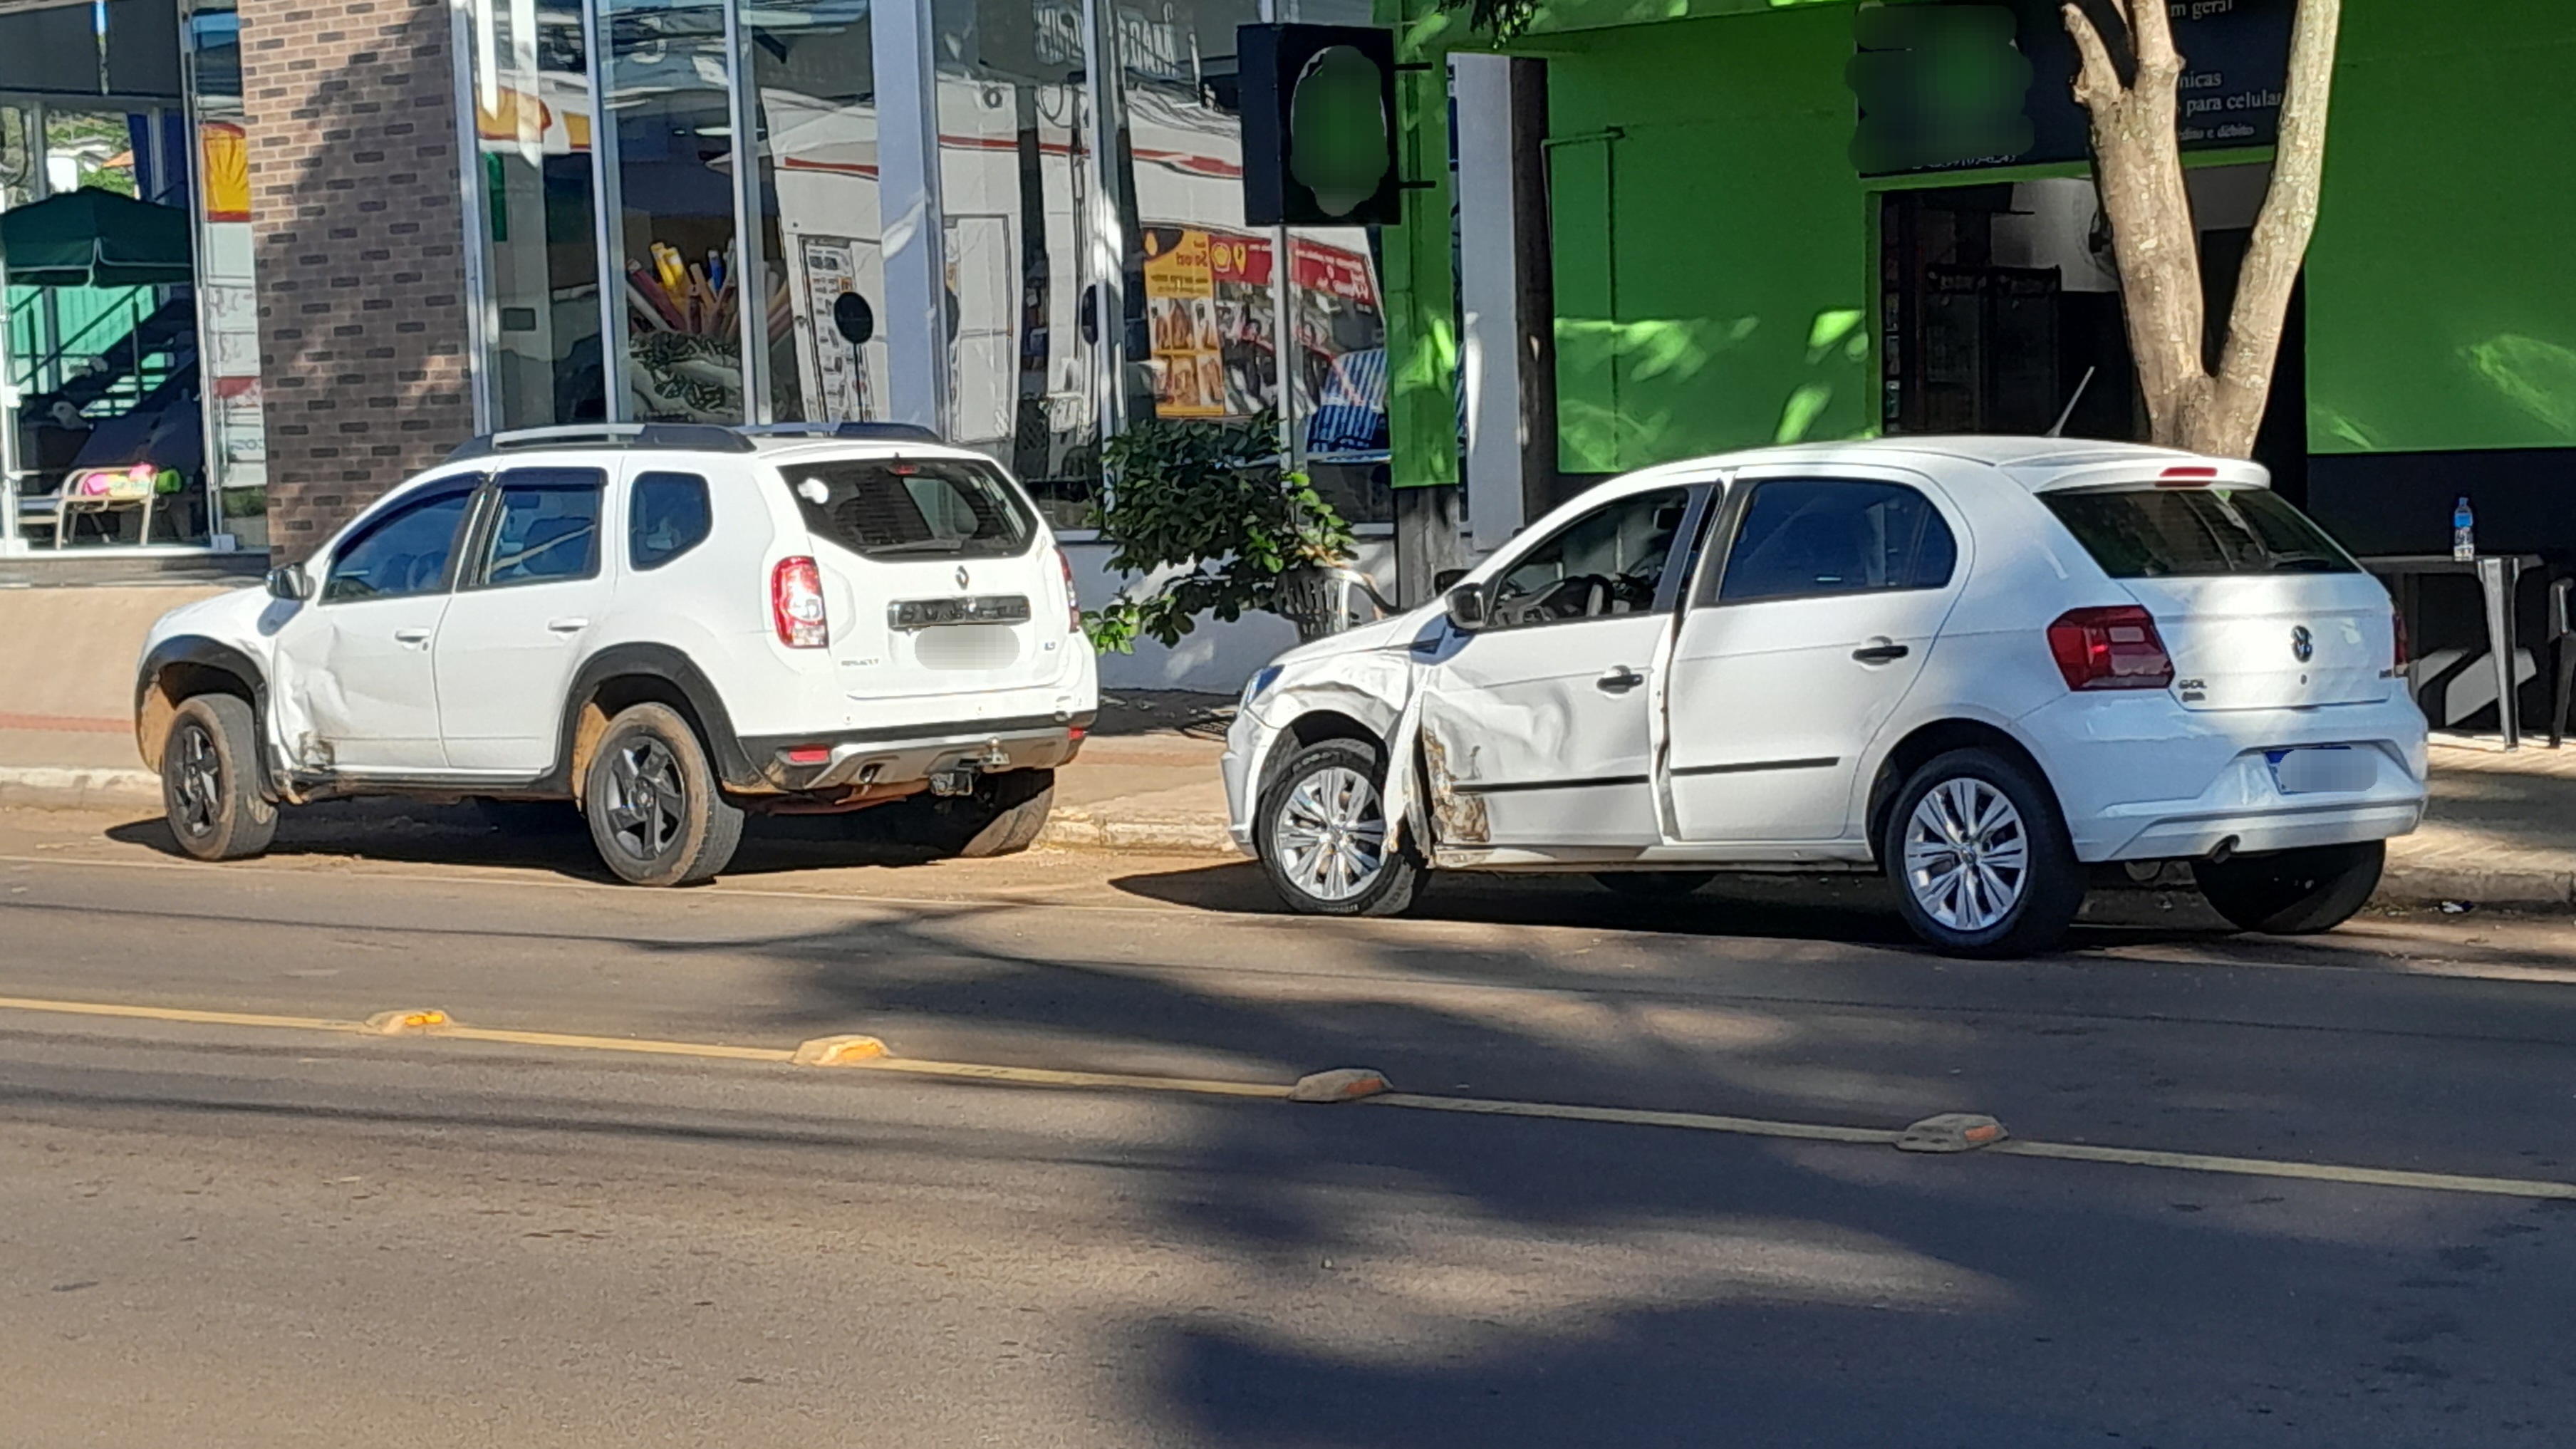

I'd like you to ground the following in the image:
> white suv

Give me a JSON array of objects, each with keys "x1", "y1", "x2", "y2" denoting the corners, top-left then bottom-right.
[
  {"x1": 1223, "y1": 439, "x2": 2428, "y2": 955},
  {"x1": 135, "y1": 423, "x2": 1099, "y2": 886}
]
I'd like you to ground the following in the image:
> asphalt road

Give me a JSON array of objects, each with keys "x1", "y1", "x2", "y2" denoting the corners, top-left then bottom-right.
[{"x1": 3, "y1": 801, "x2": 2574, "y2": 1447}]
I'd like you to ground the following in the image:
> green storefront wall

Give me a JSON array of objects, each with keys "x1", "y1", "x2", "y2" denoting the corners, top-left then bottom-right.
[{"x1": 1381, "y1": 0, "x2": 2576, "y2": 489}]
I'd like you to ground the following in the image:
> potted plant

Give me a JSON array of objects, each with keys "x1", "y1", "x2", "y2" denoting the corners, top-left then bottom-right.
[{"x1": 1082, "y1": 412, "x2": 1367, "y2": 652}]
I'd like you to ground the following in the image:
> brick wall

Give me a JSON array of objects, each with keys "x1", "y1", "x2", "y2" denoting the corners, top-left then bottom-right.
[{"x1": 239, "y1": 0, "x2": 474, "y2": 562}]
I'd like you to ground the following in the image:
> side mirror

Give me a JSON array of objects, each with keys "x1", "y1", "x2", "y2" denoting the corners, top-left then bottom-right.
[
  {"x1": 266, "y1": 564, "x2": 311, "y2": 602},
  {"x1": 1431, "y1": 568, "x2": 1468, "y2": 593},
  {"x1": 1443, "y1": 581, "x2": 1490, "y2": 633}
]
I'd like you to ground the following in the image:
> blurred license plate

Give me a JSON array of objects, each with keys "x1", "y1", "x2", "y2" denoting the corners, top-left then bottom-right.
[{"x1": 2269, "y1": 747, "x2": 2373, "y2": 794}]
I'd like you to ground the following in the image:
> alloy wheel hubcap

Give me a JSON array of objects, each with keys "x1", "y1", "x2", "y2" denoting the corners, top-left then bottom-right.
[
  {"x1": 1902, "y1": 777, "x2": 2030, "y2": 933},
  {"x1": 171, "y1": 722, "x2": 221, "y2": 838},
  {"x1": 1272, "y1": 765, "x2": 1388, "y2": 903},
  {"x1": 604, "y1": 739, "x2": 685, "y2": 861}
]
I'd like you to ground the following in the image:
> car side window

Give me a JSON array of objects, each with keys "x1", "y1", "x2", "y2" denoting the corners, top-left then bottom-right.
[
  {"x1": 469, "y1": 468, "x2": 606, "y2": 589},
  {"x1": 1486, "y1": 487, "x2": 1695, "y2": 630},
  {"x1": 630, "y1": 471, "x2": 712, "y2": 571},
  {"x1": 321, "y1": 482, "x2": 479, "y2": 603},
  {"x1": 1713, "y1": 479, "x2": 1957, "y2": 605}
]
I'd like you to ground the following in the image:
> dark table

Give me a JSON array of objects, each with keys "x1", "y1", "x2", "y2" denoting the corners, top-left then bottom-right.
[{"x1": 2359, "y1": 552, "x2": 2545, "y2": 749}]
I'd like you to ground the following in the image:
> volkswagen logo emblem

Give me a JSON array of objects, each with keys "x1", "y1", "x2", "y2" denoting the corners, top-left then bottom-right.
[
  {"x1": 2290, "y1": 625, "x2": 2315, "y2": 663},
  {"x1": 955, "y1": 566, "x2": 971, "y2": 590}
]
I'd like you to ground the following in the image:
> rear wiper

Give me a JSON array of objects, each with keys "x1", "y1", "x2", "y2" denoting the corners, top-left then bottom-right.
[
  {"x1": 865, "y1": 539, "x2": 970, "y2": 556},
  {"x1": 2264, "y1": 554, "x2": 2343, "y2": 572}
]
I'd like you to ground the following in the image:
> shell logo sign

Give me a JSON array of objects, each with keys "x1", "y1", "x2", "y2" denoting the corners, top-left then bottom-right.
[{"x1": 199, "y1": 121, "x2": 249, "y2": 223}]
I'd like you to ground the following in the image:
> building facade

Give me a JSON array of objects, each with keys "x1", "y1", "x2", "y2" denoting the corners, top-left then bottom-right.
[
  {"x1": 1406, "y1": 0, "x2": 2576, "y2": 682},
  {"x1": 0, "y1": 0, "x2": 1398, "y2": 685}
]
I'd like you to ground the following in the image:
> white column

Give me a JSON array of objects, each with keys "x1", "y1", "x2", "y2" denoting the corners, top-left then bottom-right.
[
  {"x1": 1453, "y1": 51, "x2": 1523, "y2": 554},
  {"x1": 873, "y1": 0, "x2": 951, "y2": 435}
]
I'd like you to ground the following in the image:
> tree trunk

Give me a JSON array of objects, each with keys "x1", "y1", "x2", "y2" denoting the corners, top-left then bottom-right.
[{"x1": 2063, "y1": 0, "x2": 2342, "y2": 459}]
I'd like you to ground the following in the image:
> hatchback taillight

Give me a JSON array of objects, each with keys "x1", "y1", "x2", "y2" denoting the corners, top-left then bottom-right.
[
  {"x1": 1056, "y1": 547, "x2": 1082, "y2": 633},
  {"x1": 2047, "y1": 606, "x2": 2174, "y2": 691},
  {"x1": 772, "y1": 556, "x2": 828, "y2": 648}
]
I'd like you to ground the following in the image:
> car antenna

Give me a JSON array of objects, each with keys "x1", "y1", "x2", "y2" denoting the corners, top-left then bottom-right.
[{"x1": 2045, "y1": 366, "x2": 2098, "y2": 439}]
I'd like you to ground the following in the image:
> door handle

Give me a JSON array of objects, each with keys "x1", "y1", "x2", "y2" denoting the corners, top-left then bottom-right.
[
  {"x1": 546, "y1": 618, "x2": 590, "y2": 634},
  {"x1": 1852, "y1": 640, "x2": 1910, "y2": 665},
  {"x1": 393, "y1": 628, "x2": 433, "y2": 647},
  {"x1": 1596, "y1": 665, "x2": 1646, "y2": 694}
]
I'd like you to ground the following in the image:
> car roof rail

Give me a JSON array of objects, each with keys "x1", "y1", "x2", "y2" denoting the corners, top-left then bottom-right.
[
  {"x1": 735, "y1": 421, "x2": 946, "y2": 446},
  {"x1": 445, "y1": 423, "x2": 760, "y2": 462}
]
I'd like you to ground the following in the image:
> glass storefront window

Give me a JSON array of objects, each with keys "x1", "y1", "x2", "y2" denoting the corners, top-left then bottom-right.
[
  {"x1": 935, "y1": 0, "x2": 1101, "y2": 525},
  {"x1": 601, "y1": 0, "x2": 744, "y2": 422},
  {"x1": 187, "y1": 0, "x2": 266, "y2": 544},
  {"x1": 466, "y1": 0, "x2": 607, "y2": 427},
  {"x1": 745, "y1": 0, "x2": 881, "y2": 426}
]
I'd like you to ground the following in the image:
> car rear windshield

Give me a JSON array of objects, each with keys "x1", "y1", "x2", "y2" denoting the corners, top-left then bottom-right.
[
  {"x1": 2041, "y1": 487, "x2": 2361, "y2": 578},
  {"x1": 784, "y1": 457, "x2": 1035, "y2": 560}
]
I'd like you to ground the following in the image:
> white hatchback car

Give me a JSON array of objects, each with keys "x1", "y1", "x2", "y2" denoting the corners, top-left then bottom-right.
[
  {"x1": 1223, "y1": 439, "x2": 2428, "y2": 955},
  {"x1": 135, "y1": 422, "x2": 1097, "y2": 886}
]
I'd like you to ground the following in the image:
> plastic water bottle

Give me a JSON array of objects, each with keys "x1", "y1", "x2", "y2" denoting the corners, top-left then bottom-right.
[{"x1": 2452, "y1": 497, "x2": 2476, "y2": 562}]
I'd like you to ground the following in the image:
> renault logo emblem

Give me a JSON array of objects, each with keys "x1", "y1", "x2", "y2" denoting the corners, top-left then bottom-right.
[
  {"x1": 955, "y1": 566, "x2": 971, "y2": 590},
  {"x1": 2290, "y1": 625, "x2": 2314, "y2": 663}
]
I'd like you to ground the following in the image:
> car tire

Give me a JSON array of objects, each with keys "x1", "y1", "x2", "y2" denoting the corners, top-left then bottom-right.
[
  {"x1": 1256, "y1": 738, "x2": 1419, "y2": 918},
  {"x1": 1593, "y1": 871, "x2": 1715, "y2": 898},
  {"x1": 902, "y1": 768, "x2": 1056, "y2": 859},
  {"x1": 581, "y1": 702, "x2": 743, "y2": 887},
  {"x1": 1883, "y1": 747, "x2": 2084, "y2": 958},
  {"x1": 160, "y1": 692, "x2": 279, "y2": 863},
  {"x1": 2193, "y1": 841, "x2": 2384, "y2": 935}
]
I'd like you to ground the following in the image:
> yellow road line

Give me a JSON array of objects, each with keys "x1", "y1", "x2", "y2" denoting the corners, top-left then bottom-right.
[
  {"x1": 1, "y1": 991, "x2": 2570, "y2": 1201},
  {"x1": 1373, "y1": 1092, "x2": 1902, "y2": 1145},
  {"x1": 1991, "y1": 1139, "x2": 2576, "y2": 1200},
  {"x1": 0, "y1": 994, "x2": 355, "y2": 1034}
]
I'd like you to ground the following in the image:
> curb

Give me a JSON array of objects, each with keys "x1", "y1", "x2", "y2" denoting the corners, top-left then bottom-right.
[
  {"x1": 0, "y1": 766, "x2": 160, "y2": 812},
  {"x1": 1033, "y1": 807, "x2": 1240, "y2": 857},
  {"x1": 2376, "y1": 863, "x2": 2576, "y2": 911}
]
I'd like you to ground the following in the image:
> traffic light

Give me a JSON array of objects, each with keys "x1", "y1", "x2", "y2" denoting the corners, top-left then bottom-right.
[{"x1": 1240, "y1": 23, "x2": 1402, "y2": 227}]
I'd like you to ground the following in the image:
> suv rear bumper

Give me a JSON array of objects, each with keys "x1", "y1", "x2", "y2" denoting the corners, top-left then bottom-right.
[{"x1": 742, "y1": 713, "x2": 1093, "y2": 794}]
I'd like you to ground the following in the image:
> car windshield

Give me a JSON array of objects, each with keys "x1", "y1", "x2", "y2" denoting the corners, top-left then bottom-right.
[
  {"x1": 785, "y1": 457, "x2": 1036, "y2": 561},
  {"x1": 2041, "y1": 487, "x2": 2361, "y2": 578}
]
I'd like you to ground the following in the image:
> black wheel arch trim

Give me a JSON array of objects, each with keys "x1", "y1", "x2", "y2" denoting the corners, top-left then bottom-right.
[
  {"x1": 135, "y1": 635, "x2": 281, "y2": 798},
  {"x1": 549, "y1": 643, "x2": 760, "y2": 794}
]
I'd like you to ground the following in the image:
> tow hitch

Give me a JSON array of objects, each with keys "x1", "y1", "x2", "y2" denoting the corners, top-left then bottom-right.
[{"x1": 929, "y1": 741, "x2": 1014, "y2": 796}]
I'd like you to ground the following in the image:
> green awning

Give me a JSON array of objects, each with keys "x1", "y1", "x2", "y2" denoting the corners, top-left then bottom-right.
[{"x1": 0, "y1": 188, "x2": 194, "y2": 288}]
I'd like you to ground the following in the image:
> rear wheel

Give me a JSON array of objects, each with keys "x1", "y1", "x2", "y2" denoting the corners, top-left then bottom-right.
[
  {"x1": 890, "y1": 768, "x2": 1057, "y2": 858},
  {"x1": 1593, "y1": 871, "x2": 1715, "y2": 898},
  {"x1": 1257, "y1": 739, "x2": 1419, "y2": 918},
  {"x1": 582, "y1": 703, "x2": 742, "y2": 887},
  {"x1": 2194, "y1": 841, "x2": 2384, "y2": 935},
  {"x1": 160, "y1": 693, "x2": 277, "y2": 862},
  {"x1": 1884, "y1": 748, "x2": 2084, "y2": 957}
]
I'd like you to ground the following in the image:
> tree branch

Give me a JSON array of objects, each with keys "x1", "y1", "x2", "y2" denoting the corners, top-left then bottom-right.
[
  {"x1": 2129, "y1": 0, "x2": 2178, "y2": 72},
  {"x1": 2062, "y1": 3, "x2": 2124, "y2": 108},
  {"x1": 2213, "y1": 0, "x2": 2342, "y2": 430}
]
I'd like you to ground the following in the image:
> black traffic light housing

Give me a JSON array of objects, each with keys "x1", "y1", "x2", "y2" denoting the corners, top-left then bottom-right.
[{"x1": 1239, "y1": 23, "x2": 1402, "y2": 227}]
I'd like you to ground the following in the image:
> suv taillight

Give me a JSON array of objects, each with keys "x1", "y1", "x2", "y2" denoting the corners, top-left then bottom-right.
[
  {"x1": 1056, "y1": 547, "x2": 1081, "y2": 633},
  {"x1": 2047, "y1": 606, "x2": 2174, "y2": 691},
  {"x1": 2392, "y1": 608, "x2": 2410, "y2": 669},
  {"x1": 772, "y1": 556, "x2": 828, "y2": 648}
]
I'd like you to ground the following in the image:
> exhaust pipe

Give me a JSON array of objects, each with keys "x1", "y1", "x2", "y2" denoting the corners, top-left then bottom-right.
[{"x1": 2206, "y1": 835, "x2": 2240, "y2": 866}]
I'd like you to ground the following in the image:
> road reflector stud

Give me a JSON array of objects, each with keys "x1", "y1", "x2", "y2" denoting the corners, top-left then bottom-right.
[
  {"x1": 1289, "y1": 1067, "x2": 1390, "y2": 1103},
  {"x1": 793, "y1": 1034, "x2": 889, "y2": 1066},
  {"x1": 362, "y1": 1008, "x2": 450, "y2": 1035},
  {"x1": 1896, "y1": 1113, "x2": 2009, "y2": 1153}
]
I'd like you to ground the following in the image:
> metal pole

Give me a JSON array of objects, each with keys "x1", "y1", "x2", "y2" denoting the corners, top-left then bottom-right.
[
  {"x1": 724, "y1": 0, "x2": 765, "y2": 424},
  {"x1": 583, "y1": 0, "x2": 628, "y2": 422},
  {"x1": 2481, "y1": 555, "x2": 2520, "y2": 750},
  {"x1": 1272, "y1": 224, "x2": 1299, "y2": 473}
]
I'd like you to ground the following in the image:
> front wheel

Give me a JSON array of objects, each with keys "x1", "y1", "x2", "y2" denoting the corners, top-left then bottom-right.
[
  {"x1": 2194, "y1": 841, "x2": 2384, "y2": 935},
  {"x1": 1883, "y1": 748, "x2": 2084, "y2": 957},
  {"x1": 1257, "y1": 739, "x2": 1419, "y2": 918},
  {"x1": 581, "y1": 703, "x2": 743, "y2": 887},
  {"x1": 160, "y1": 693, "x2": 278, "y2": 862}
]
